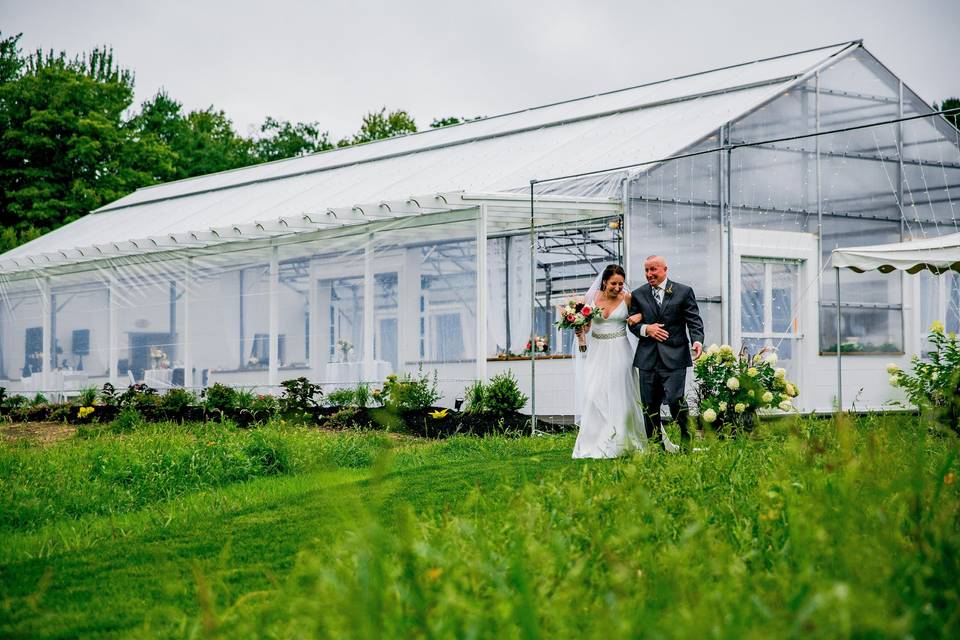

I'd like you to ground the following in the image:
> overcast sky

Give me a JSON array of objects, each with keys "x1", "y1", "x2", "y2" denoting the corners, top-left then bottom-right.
[{"x1": 2, "y1": 0, "x2": 957, "y2": 139}]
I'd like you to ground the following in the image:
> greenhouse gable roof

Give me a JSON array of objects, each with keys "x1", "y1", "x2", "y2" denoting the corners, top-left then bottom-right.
[{"x1": 0, "y1": 40, "x2": 862, "y2": 273}]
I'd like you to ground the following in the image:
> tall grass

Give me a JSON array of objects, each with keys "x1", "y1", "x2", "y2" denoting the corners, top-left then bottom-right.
[
  {"x1": 205, "y1": 415, "x2": 960, "y2": 639},
  {"x1": 0, "y1": 414, "x2": 957, "y2": 638},
  {"x1": 0, "y1": 419, "x2": 392, "y2": 533}
]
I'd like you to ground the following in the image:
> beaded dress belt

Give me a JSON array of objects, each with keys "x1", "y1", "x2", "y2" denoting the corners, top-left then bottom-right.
[{"x1": 591, "y1": 328, "x2": 626, "y2": 340}]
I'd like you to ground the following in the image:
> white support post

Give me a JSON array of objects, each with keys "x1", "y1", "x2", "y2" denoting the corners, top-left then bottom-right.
[
  {"x1": 268, "y1": 245, "x2": 280, "y2": 389},
  {"x1": 108, "y1": 269, "x2": 119, "y2": 386},
  {"x1": 476, "y1": 204, "x2": 488, "y2": 382},
  {"x1": 183, "y1": 258, "x2": 193, "y2": 389},
  {"x1": 40, "y1": 277, "x2": 51, "y2": 392},
  {"x1": 363, "y1": 233, "x2": 375, "y2": 382},
  {"x1": 400, "y1": 245, "x2": 422, "y2": 369},
  {"x1": 308, "y1": 259, "x2": 321, "y2": 382}
]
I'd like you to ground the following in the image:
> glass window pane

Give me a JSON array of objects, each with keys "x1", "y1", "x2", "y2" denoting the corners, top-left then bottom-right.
[
  {"x1": 819, "y1": 307, "x2": 903, "y2": 354},
  {"x1": 771, "y1": 263, "x2": 798, "y2": 334},
  {"x1": 740, "y1": 261, "x2": 764, "y2": 334}
]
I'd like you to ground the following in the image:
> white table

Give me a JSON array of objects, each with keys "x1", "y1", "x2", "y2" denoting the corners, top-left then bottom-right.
[{"x1": 143, "y1": 368, "x2": 173, "y2": 389}]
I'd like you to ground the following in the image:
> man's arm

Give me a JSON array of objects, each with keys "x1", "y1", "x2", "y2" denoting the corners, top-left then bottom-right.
[{"x1": 683, "y1": 286, "x2": 705, "y2": 348}]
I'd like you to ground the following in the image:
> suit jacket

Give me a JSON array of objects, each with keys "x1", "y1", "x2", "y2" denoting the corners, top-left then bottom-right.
[{"x1": 628, "y1": 279, "x2": 705, "y2": 371}]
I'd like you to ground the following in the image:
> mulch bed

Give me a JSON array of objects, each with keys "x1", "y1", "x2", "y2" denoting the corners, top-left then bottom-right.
[{"x1": 1, "y1": 421, "x2": 77, "y2": 445}]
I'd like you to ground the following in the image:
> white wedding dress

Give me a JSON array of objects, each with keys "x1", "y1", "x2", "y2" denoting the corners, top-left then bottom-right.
[{"x1": 572, "y1": 300, "x2": 649, "y2": 458}]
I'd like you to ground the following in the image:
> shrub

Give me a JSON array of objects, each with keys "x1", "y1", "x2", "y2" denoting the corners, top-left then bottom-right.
[
  {"x1": 326, "y1": 387, "x2": 358, "y2": 408},
  {"x1": 380, "y1": 370, "x2": 440, "y2": 413},
  {"x1": 694, "y1": 344, "x2": 799, "y2": 434},
  {"x1": 890, "y1": 322, "x2": 960, "y2": 433},
  {"x1": 279, "y1": 377, "x2": 323, "y2": 419},
  {"x1": 31, "y1": 393, "x2": 48, "y2": 406},
  {"x1": 159, "y1": 388, "x2": 196, "y2": 422},
  {"x1": 98, "y1": 382, "x2": 119, "y2": 407},
  {"x1": 203, "y1": 383, "x2": 237, "y2": 419},
  {"x1": 118, "y1": 383, "x2": 160, "y2": 418},
  {"x1": 483, "y1": 371, "x2": 528, "y2": 415},
  {"x1": 250, "y1": 394, "x2": 278, "y2": 423}
]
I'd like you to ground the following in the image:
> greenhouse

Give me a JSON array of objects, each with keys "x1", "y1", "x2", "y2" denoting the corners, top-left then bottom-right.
[{"x1": 1, "y1": 40, "x2": 958, "y2": 414}]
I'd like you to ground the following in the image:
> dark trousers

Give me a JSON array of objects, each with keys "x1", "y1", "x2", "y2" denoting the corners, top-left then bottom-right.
[{"x1": 637, "y1": 366, "x2": 691, "y2": 444}]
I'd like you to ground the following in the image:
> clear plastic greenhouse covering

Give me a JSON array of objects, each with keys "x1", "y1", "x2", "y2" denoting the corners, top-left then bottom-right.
[{"x1": 3, "y1": 40, "x2": 960, "y2": 414}]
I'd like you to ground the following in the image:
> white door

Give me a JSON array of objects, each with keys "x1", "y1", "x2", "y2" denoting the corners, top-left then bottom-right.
[{"x1": 731, "y1": 229, "x2": 819, "y2": 404}]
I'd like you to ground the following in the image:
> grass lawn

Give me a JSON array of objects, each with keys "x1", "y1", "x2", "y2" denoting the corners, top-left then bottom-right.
[{"x1": 1, "y1": 415, "x2": 958, "y2": 638}]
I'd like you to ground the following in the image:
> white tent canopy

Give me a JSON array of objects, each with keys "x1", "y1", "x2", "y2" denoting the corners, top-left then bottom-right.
[
  {"x1": 832, "y1": 232, "x2": 960, "y2": 274},
  {"x1": 831, "y1": 233, "x2": 960, "y2": 410}
]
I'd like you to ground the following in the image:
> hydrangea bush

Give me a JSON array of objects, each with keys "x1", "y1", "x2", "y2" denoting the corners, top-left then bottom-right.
[
  {"x1": 888, "y1": 321, "x2": 960, "y2": 434},
  {"x1": 693, "y1": 344, "x2": 799, "y2": 433}
]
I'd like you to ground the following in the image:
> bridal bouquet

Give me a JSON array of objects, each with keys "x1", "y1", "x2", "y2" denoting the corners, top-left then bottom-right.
[
  {"x1": 554, "y1": 296, "x2": 602, "y2": 331},
  {"x1": 693, "y1": 344, "x2": 799, "y2": 434}
]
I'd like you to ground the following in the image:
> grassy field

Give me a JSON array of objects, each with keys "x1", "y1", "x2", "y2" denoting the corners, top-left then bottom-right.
[{"x1": 1, "y1": 415, "x2": 958, "y2": 639}]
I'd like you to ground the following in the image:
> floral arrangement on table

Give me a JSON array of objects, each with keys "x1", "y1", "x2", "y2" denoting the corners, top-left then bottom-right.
[
  {"x1": 693, "y1": 344, "x2": 799, "y2": 433},
  {"x1": 555, "y1": 296, "x2": 603, "y2": 352},
  {"x1": 149, "y1": 347, "x2": 169, "y2": 369},
  {"x1": 336, "y1": 339, "x2": 353, "y2": 362},
  {"x1": 522, "y1": 335, "x2": 550, "y2": 356},
  {"x1": 888, "y1": 321, "x2": 959, "y2": 434}
]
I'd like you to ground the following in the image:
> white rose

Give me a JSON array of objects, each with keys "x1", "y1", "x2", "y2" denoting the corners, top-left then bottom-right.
[
  {"x1": 720, "y1": 345, "x2": 734, "y2": 355},
  {"x1": 702, "y1": 408, "x2": 717, "y2": 423},
  {"x1": 726, "y1": 377, "x2": 740, "y2": 391},
  {"x1": 747, "y1": 367, "x2": 759, "y2": 377},
  {"x1": 786, "y1": 383, "x2": 797, "y2": 397},
  {"x1": 762, "y1": 391, "x2": 774, "y2": 403},
  {"x1": 775, "y1": 368, "x2": 786, "y2": 379},
  {"x1": 764, "y1": 352, "x2": 778, "y2": 365},
  {"x1": 707, "y1": 343, "x2": 720, "y2": 355},
  {"x1": 778, "y1": 400, "x2": 792, "y2": 411},
  {"x1": 718, "y1": 401, "x2": 728, "y2": 412},
  {"x1": 931, "y1": 372, "x2": 939, "y2": 381},
  {"x1": 885, "y1": 363, "x2": 900, "y2": 374},
  {"x1": 734, "y1": 403, "x2": 746, "y2": 413},
  {"x1": 888, "y1": 375, "x2": 899, "y2": 387}
]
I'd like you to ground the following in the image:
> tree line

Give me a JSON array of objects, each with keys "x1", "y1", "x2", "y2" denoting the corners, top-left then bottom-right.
[{"x1": 0, "y1": 32, "x2": 476, "y2": 253}]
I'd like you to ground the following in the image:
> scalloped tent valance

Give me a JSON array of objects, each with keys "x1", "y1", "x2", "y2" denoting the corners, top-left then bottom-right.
[{"x1": 832, "y1": 232, "x2": 960, "y2": 274}]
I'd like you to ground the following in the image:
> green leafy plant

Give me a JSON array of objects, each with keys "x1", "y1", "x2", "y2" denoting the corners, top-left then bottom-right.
[
  {"x1": 98, "y1": 382, "x2": 119, "y2": 407},
  {"x1": 279, "y1": 377, "x2": 323, "y2": 419},
  {"x1": 482, "y1": 372, "x2": 528, "y2": 415},
  {"x1": 463, "y1": 380, "x2": 486, "y2": 414},
  {"x1": 78, "y1": 386, "x2": 99, "y2": 407},
  {"x1": 379, "y1": 370, "x2": 441, "y2": 413},
  {"x1": 353, "y1": 382, "x2": 370, "y2": 409},
  {"x1": 326, "y1": 387, "x2": 358, "y2": 408},
  {"x1": 203, "y1": 383, "x2": 237, "y2": 418},
  {"x1": 889, "y1": 322, "x2": 960, "y2": 433},
  {"x1": 159, "y1": 388, "x2": 196, "y2": 422},
  {"x1": 694, "y1": 344, "x2": 799, "y2": 434}
]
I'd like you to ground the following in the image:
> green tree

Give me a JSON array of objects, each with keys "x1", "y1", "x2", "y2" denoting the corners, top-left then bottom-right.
[
  {"x1": 338, "y1": 107, "x2": 417, "y2": 146},
  {"x1": 938, "y1": 97, "x2": 960, "y2": 130},
  {"x1": 429, "y1": 115, "x2": 483, "y2": 129},
  {"x1": 253, "y1": 116, "x2": 334, "y2": 162},
  {"x1": 0, "y1": 33, "x2": 172, "y2": 252}
]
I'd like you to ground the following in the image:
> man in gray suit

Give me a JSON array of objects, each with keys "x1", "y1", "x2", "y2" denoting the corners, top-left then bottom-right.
[{"x1": 626, "y1": 255, "x2": 704, "y2": 449}]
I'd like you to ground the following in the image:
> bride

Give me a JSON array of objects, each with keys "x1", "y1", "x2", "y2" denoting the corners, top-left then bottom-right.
[{"x1": 572, "y1": 264, "x2": 677, "y2": 458}]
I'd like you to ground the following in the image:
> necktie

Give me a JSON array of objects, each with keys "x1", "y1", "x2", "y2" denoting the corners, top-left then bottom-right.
[{"x1": 654, "y1": 286, "x2": 663, "y2": 308}]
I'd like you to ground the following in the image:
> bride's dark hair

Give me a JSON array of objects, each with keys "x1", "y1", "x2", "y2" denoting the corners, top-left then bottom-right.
[{"x1": 599, "y1": 264, "x2": 626, "y2": 290}]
